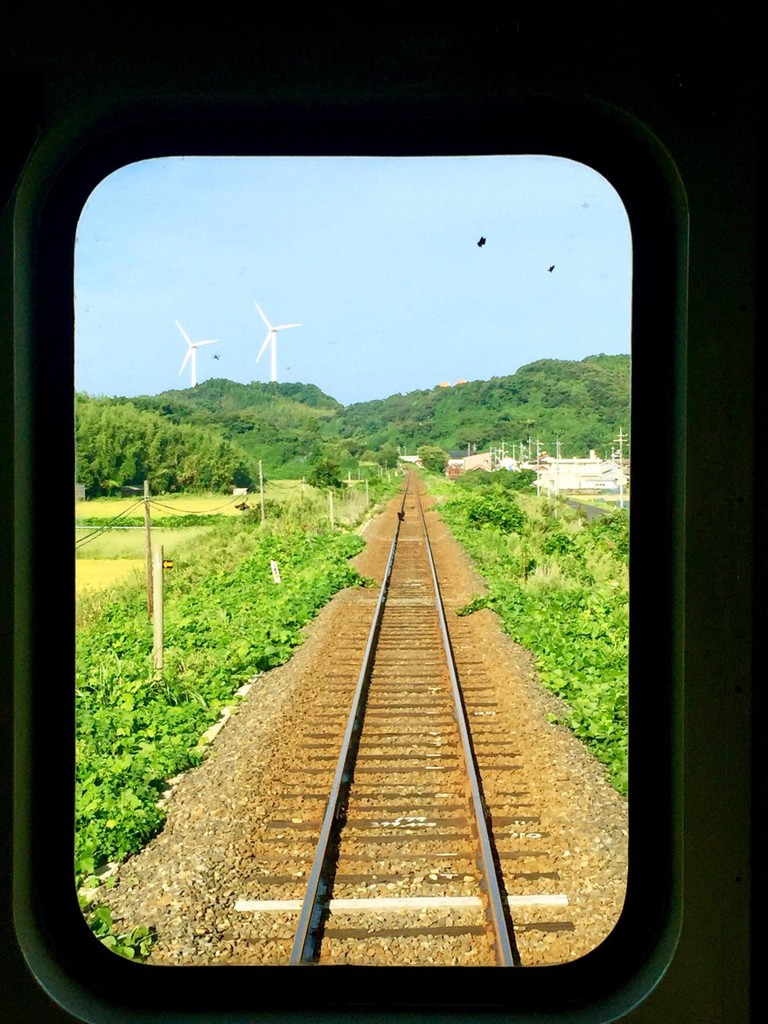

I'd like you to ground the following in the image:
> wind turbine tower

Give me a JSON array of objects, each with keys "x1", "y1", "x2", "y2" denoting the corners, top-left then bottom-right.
[
  {"x1": 175, "y1": 321, "x2": 218, "y2": 388},
  {"x1": 254, "y1": 302, "x2": 301, "y2": 382}
]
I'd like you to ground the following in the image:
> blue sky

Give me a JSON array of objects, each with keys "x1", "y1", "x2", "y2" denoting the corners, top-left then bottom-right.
[{"x1": 74, "y1": 155, "x2": 632, "y2": 407}]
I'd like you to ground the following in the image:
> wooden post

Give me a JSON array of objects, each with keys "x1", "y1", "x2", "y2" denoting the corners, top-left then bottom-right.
[
  {"x1": 143, "y1": 480, "x2": 153, "y2": 617},
  {"x1": 152, "y1": 545, "x2": 164, "y2": 675},
  {"x1": 259, "y1": 460, "x2": 265, "y2": 524},
  {"x1": 329, "y1": 489, "x2": 335, "y2": 529},
  {"x1": 365, "y1": 479, "x2": 369, "y2": 506}
]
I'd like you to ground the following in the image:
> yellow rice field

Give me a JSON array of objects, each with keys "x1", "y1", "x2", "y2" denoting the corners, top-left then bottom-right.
[
  {"x1": 76, "y1": 484, "x2": 312, "y2": 517},
  {"x1": 75, "y1": 492, "x2": 251, "y2": 519},
  {"x1": 74, "y1": 486, "x2": 309, "y2": 595},
  {"x1": 76, "y1": 559, "x2": 145, "y2": 596}
]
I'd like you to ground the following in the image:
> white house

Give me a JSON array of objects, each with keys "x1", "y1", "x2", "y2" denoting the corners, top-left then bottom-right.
[{"x1": 533, "y1": 451, "x2": 629, "y2": 494}]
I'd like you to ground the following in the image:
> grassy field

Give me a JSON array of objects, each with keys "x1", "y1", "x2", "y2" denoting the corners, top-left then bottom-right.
[
  {"x1": 75, "y1": 527, "x2": 212, "y2": 560},
  {"x1": 75, "y1": 493, "x2": 247, "y2": 595},
  {"x1": 76, "y1": 526, "x2": 220, "y2": 596},
  {"x1": 75, "y1": 482, "x2": 384, "y2": 595}
]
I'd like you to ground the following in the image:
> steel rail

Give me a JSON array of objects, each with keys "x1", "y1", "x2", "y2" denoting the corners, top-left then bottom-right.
[
  {"x1": 415, "y1": 490, "x2": 519, "y2": 967},
  {"x1": 288, "y1": 481, "x2": 410, "y2": 964}
]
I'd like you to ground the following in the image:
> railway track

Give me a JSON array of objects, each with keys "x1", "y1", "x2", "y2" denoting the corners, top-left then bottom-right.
[{"x1": 231, "y1": 475, "x2": 572, "y2": 966}]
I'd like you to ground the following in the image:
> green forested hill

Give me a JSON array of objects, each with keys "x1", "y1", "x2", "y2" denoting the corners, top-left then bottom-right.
[
  {"x1": 77, "y1": 355, "x2": 629, "y2": 494},
  {"x1": 128, "y1": 378, "x2": 342, "y2": 479},
  {"x1": 131, "y1": 378, "x2": 342, "y2": 420},
  {"x1": 328, "y1": 354, "x2": 630, "y2": 456}
]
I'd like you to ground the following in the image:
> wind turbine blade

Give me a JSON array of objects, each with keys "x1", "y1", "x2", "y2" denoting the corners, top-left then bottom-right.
[
  {"x1": 275, "y1": 323, "x2": 302, "y2": 331},
  {"x1": 175, "y1": 320, "x2": 192, "y2": 346},
  {"x1": 193, "y1": 339, "x2": 218, "y2": 348},
  {"x1": 254, "y1": 303, "x2": 272, "y2": 329},
  {"x1": 179, "y1": 348, "x2": 192, "y2": 375},
  {"x1": 256, "y1": 331, "x2": 272, "y2": 363}
]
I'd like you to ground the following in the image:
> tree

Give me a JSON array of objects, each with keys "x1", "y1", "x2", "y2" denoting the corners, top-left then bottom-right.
[
  {"x1": 417, "y1": 444, "x2": 449, "y2": 475},
  {"x1": 307, "y1": 455, "x2": 342, "y2": 489},
  {"x1": 75, "y1": 395, "x2": 252, "y2": 495},
  {"x1": 375, "y1": 442, "x2": 399, "y2": 468}
]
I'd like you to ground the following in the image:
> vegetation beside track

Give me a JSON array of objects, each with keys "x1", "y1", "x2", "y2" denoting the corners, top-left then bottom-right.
[
  {"x1": 75, "y1": 477, "x2": 399, "y2": 956},
  {"x1": 75, "y1": 469, "x2": 627, "y2": 959},
  {"x1": 431, "y1": 473, "x2": 629, "y2": 795}
]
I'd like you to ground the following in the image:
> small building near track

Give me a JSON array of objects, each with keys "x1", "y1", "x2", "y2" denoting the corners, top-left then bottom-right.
[
  {"x1": 445, "y1": 450, "x2": 493, "y2": 475},
  {"x1": 534, "y1": 452, "x2": 628, "y2": 494}
]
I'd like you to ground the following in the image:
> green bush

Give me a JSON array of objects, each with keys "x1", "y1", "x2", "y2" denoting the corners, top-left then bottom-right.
[
  {"x1": 439, "y1": 489, "x2": 628, "y2": 794},
  {"x1": 461, "y1": 491, "x2": 528, "y2": 534}
]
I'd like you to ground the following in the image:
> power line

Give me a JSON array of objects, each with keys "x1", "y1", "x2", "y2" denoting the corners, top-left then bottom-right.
[
  {"x1": 74, "y1": 498, "x2": 145, "y2": 548},
  {"x1": 75, "y1": 493, "x2": 245, "y2": 550},
  {"x1": 148, "y1": 496, "x2": 243, "y2": 515}
]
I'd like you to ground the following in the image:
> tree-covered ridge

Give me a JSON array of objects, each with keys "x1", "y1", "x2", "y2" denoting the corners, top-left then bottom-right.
[
  {"x1": 329, "y1": 355, "x2": 630, "y2": 456},
  {"x1": 130, "y1": 378, "x2": 342, "y2": 421},
  {"x1": 104, "y1": 379, "x2": 343, "y2": 485},
  {"x1": 77, "y1": 355, "x2": 630, "y2": 494}
]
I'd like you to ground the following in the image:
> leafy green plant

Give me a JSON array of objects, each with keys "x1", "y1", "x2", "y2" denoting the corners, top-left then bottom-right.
[
  {"x1": 440, "y1": 490, "x2": 628, "y2": 794},
  {"x1": 83, "y1": 904, "x2": 155, "y2": 960},
  {"x1": 443, "y1": 488, "x2": 528, "y2": 534},
  {"x1": 76, "y1": 515, "x2": 366, "y2": 882}
]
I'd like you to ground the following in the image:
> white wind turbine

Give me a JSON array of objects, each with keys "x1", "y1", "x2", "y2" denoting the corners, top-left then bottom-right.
[
  {"x1": 175, "y1": 320, "x2": 218, "y2": 388},
  {"x1": 254, "y1": 302, "x2": 301, "y2": 382}
]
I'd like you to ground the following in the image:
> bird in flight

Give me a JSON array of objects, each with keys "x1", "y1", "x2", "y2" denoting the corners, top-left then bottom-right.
[
  {"x1": 548, "y1": 265, "x2": 555, "y2": 272},
  {"x1": 477, "y1": 236, "x2": 486, "y2": 247},
  {"x1": 213, "y1": 353, "x2": 220, "y2": 359}
]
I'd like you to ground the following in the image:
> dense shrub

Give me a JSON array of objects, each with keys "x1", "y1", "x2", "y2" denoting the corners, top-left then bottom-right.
[
  {"x1": 445, "y1": 489, "x2": 528, "y2": 534},
  {"x1": 439, "y1": 490, "x2": 628, "y2": 794}
]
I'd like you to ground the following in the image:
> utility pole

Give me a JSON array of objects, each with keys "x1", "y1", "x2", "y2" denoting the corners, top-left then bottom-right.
[
  {"x1": 535, "y1": 440, "x2": 542, "y2": 497},
  {"x1": 143, "y1": 480, "x2": 153, "y2": 617},
  {"x1": 613, "y1": 428, "x2": 628, "y2": 508},
  {"x1": 152, "y1": 545, "x2": 164, "y2": 676},
  {"x1": 259, "y1": 460, "x2": 265, "y2": 524},
  {"x1": 329, "y1": 489, "x2": 335, "y2": 529}
]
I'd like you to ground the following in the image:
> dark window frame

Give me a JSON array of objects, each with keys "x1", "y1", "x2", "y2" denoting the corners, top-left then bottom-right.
[{"x1": 13, "y1": 99, "x2": 687, "y2": 1020}]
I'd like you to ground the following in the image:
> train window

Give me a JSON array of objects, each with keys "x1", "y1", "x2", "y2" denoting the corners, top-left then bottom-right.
[{"x1": 16, "y1": 109, "x2": 685, "y2": 1020}]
